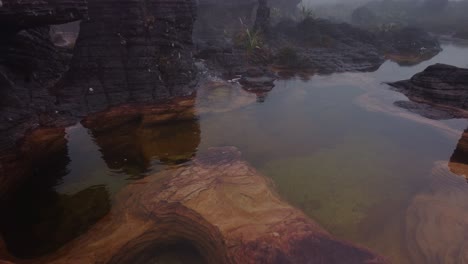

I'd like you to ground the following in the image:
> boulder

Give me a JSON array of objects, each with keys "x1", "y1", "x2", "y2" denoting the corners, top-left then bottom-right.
[
  {"x1": 389, "y1": 64, "x2": 468, "y2": 113},
  {"x1": 61, "y1": 0, "x2": 198, "y2": 115},
  {"x1": 8, "y1": 147, "x2": 389, "y2": 264}
]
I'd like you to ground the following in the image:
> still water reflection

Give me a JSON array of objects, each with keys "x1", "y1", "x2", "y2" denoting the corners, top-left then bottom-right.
[{"x1": 2, "y1": 40, "x2": 468, "y2": 263}]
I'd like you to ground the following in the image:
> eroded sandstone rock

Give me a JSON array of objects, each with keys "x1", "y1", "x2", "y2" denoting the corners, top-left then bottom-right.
[
  {"x1": 5, "y1": 147, "x2": 389, "y2": 264},
  {"x1": 389, "y1": 64, "x2": 468, "y2": 118}
]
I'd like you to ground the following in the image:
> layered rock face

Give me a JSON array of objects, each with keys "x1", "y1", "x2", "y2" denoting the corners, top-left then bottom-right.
[
  {"x1": 1, "y1": 147, "x2": 389, "y2": 264},
  {"x1": 0, "y1": 0, "x2": 88, "y2": 201},
  {"x1": 389, "y1": 64, "x2": 468, "y2": 112},
  {"x1": 0, "y1": 0, "x2": 87, "y2": 33},
  {"x1": 0, "y1": 0, "x2": 199, "y2": 202},
  {"x1": 61, "y1": 0, "x2": 198, "y2": 114}
]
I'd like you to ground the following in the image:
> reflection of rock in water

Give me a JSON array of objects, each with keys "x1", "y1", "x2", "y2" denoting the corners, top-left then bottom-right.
[
  {"x1": 0, "y1": 128, "x2": 110, "y2": 258},
  {"x1": 405, "y1": 162, "x2": 468, "y2": 264},
  {"x1": 82, "y1": 99, "x2": 201, "y2": 175},
  {"x1": 9, "y1": 147, "x2": 387, "y2": 264},
  {"x1": 0, "y1": 128, "x2": 68, "y2": 201},
  {"x1": 85, "y1": 119, "x2": 201, "y2": 175}
]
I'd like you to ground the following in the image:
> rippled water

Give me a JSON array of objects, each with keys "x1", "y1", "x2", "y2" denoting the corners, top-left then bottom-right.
[{"x1": 2, "y1": 40, "x2": 468, "y2": 263}]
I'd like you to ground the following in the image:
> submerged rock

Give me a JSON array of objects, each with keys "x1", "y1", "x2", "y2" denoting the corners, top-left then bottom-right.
[
  {"x1": 389, "y1": 64, "x2": 468, "y2": 117},
  {"x1": 406, "y1": 162, "x2": 468, "y2": 264},
  {"x1": 4, "y1": 147, "x2": 389, "y2": 264}
]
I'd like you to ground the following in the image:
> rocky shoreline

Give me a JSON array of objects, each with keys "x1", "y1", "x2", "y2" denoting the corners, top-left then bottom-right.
[
  {"x1": 0, "y1": 147, "x2": 389, "y2": 264},
  {"x1": 0, "y1": 0, "x2": 449, "y2": 262},
  {"x1": 389, "y1": 63, "x2": 468, "y2": 182},
  {"x1": 389, "y1": 64, "x2": 468, "y2": 119}
]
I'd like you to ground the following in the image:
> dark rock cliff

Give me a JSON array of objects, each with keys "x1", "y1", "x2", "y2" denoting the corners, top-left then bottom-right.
[
  {"x1": 60, "y1": 0, "x2": 198, "y2": 115},
  {"x1": 0, "y1": 0, "x2": 199, "y2": 202},
  {"x1": 389, "y1": 64, "x2": 468, "y2": 111}
]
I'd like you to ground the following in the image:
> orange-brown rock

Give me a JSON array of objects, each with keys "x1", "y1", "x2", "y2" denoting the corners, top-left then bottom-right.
[
  {"x1": 11, "y1": 147, "x2": 388, "y2": 264},
  {"x1": 81, "y1": 96, "x2": 197, "y2": 132},
  {"x1": 0, "y1": 127, "x2": 66, "y2": 202},
  {"x1": 449, "y1": 129, "x2": 468, "y2": 179}
]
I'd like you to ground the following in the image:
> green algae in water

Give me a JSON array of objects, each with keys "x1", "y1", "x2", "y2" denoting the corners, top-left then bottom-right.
[{"x1": 261, "y1": 137, "x2": 413, "y2": 238}]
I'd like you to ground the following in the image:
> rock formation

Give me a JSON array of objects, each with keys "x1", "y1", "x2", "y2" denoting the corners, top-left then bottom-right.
[
  {"x1": 0, "y1": 0, "x2": 88, "y2": 154},
  {"x1": 0, "y1": 147, "x2": 389, "y2": 264},
  {"x1": 0, "y1": 0, "x2": 200, "y2": 203},
  {"x1": 389, "y1": 64, "x2": 468, "y2": 116},
  {"x1": 0, "y1": 0, "x2": 87, "y2": 33},
  {"x1": 380, "y1": 27, "x2": 441, "y2": 66},
  {"x1": 60, "y1": 0, "x2": 198, "y2": 115},
  {"x1": 450, "y1": 129, "x2": 468, "y2": 180},
  {"x1": 272, "y1": 18, "x2": 385, "y2": 73}
]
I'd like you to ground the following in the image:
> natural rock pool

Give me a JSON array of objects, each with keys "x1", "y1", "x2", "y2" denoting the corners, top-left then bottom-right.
[{"x1": 2, "y1": 40, "x2": 468, "y2": 263}]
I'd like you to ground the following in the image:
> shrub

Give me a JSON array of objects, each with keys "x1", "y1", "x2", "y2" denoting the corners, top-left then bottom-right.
[
  {"x1": 275, "y1": 47, "x2": 301, "y2": 68},
  {"x1": 233, "y1": 18, "x2": 264, "y2": 52}
]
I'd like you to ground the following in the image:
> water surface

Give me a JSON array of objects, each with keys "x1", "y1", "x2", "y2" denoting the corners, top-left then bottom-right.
[{"x1": 3, "y1": 40, "x2": 468, "y2": 263}]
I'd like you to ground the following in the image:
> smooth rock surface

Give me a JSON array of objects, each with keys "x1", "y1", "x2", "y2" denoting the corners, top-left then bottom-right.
[{"x1": 2, "y1": 147, "x2": 390, "y2": 264}]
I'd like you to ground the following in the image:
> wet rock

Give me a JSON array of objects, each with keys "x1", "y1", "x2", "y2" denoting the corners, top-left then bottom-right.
[
  {"x1": 393, "y1": 101, "x2": 464, "y2": 120},
  {"x1": 379, "y1": 27, "x2": 441, "y2": 65},
  {"x1": 389, "y1": 64, "x2": 468, "y2": 115},
  {"x1": 61, "y1": 0, "x2": 198, "y2": 115},
  {"x1": 449, "y1": 129, "x2": 468, "y2": 179},
  {"x1": 82, "y1": 98, "x2": 201, "y2": 172},
  {"x1": 0, "y1": 128, "x2": 67, "y2": 203},
  {"x1": 12, "y1": 147, "x2": 389, "y2": 264},
  {"x1": 0, "y1": 0, "x2": 200, "y2": 203},
  {"x1": 196, "y1": 81, "x2": 258, "y2": 113},
  {"x1": 1, "y1": 186, "x2": 110, "y2": 258},
  {"x1": 239, "y1": 67, "x2": 276, "y2": 92},
  {"x1": 272, "y1": 18, "x2": 385, "y2": 74}
]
